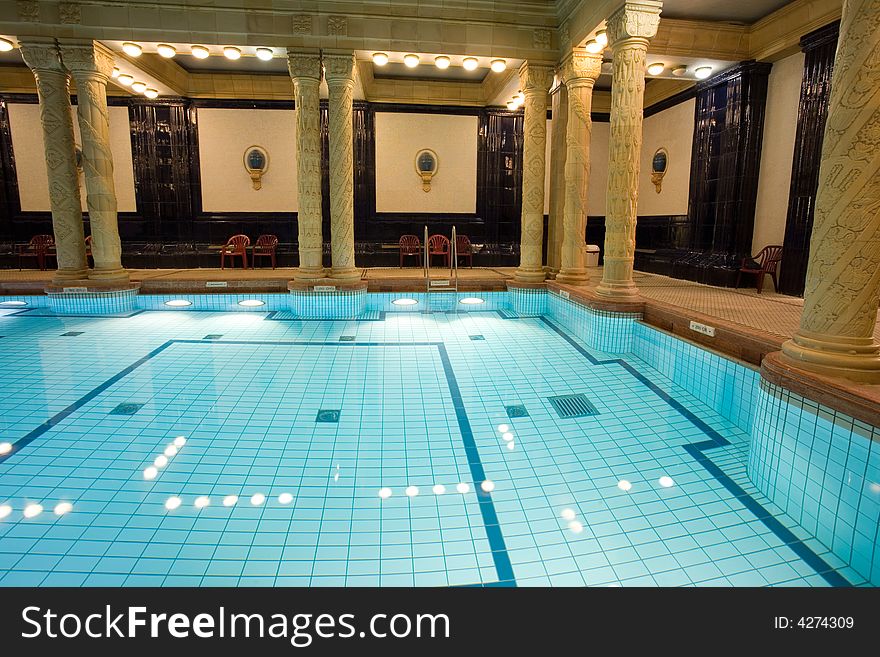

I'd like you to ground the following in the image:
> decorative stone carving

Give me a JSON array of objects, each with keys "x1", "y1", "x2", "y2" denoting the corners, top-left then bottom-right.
[
  {"x1": 19, "y1": 41, "x2": 88, "y2": 281},
  {"x1": 596, "y1": 1, "x2": 661, "y2": 299},
  {"x1": 324, "y1": 53, "x2": 360, "y2": 281},
  {"x1": 533, "y1": 29, "x2": 551, "y2": 50},
  {"x1": 292, "y1": 15, "x2": 313, "y2": 35},
  {"x1": 59, "y1": 2, "x2": 81, "y2": 24},
  {"x1": 288, "y1": 52, "x2": 325, "y2": 281},
  {"x1": 514, "y1": 62, "x2": 553, "y2": 284},
  {"x1": 559, "y1": 22, "x2": 570, "y2": 48},
  {"x1": 781, "y1": 0, "x2": 880, "y2": 382},
  {"x1": 546, "y1": 80, "x2": 569, "y2": 275},
  {"x1": 60, "y1": 41, "x2": 128, "y2": 282},
  {"x1": 17, "y1": 1, "x2": 39, "y2": 22},
  {"x1": 327, "y1": 16, "x2": 348, "y2": 36},
  {"x1": 556, "y1": 51, "x2": 603, "y2": 286}
]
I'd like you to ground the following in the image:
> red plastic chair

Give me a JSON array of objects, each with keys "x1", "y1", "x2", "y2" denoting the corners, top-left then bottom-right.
[
  {"x1": 427, "y1": 234, "x2": 450, "y2": 268},
  {"x1": 252, "y1": 234, "x2": 279, "y2": 269},
  {"x1": 17, "y1": 234, "x2": 55, "y2": 271},
  {"x1": 737, "y1": 245, "x2": 783, "y2": 294},
  {"x1": 399, "y1": 235, "x2": 421, "y2": 268},
  {"x1": 220, "y1": 234, "x2": 250, "y2": 269},
  {"x1": 455, "y1": 234, "x2": 473, "y2": 268}
]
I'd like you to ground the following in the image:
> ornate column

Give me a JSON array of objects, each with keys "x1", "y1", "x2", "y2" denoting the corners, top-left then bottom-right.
[
  {"x1": 288, "y1": 52, "x2": 325, "y2": 281},
  {"x1": 596, "y1": 1, "x2": 661, "y2": 299},
  {"x1": 514, "y1": 62, "x2": 554, "y2": 284},
  {"x1": 323, "y1": 52, "x2": 360, "y2": 282},
  {"x1": 19, "y1": 40, "x2": 88, "y2": 281},
  {"x1": 546, "y1": 78, "x2": 568, "y2": 277},
  {"x1": 780, "y1": 0, "x2": 880, "y2": 383},
  {"x1": 556, "y1": 51, "x2": 603, "y2": 285},
  {"x1": 59, "y1": 41, "x2": 127, "y2": 282}
]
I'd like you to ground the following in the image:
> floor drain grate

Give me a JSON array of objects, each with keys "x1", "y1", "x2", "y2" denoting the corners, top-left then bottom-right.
[
  {"x1": 547, "y1": 394, "x2": 598, "y2": 419},
  {"x1": 316, "y1": 409, "x2": 341, "y2": 423},
  {"x1": 339, "y1": 335, "x2": 356, "y2": 342},
  {"x1": 203, "y1": 334, "x2": 223, "y2": 340},
  {"x1": 505, "y1": 404, "x2": 529, "y2": 418},
  {"x1": 110, "y1": 403, "x2": 144, "y2": 415},
  {"x1": 61, "y1": 331, "x2": 84, "y2": 336},
  {"x1": 469, "y1": 335, "x2": 485, "y2": 341}
]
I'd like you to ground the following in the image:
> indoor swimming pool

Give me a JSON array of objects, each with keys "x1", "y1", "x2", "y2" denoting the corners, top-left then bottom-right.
[{"x1": 0, "y1": 291, "x2": 874, "y2": 587}]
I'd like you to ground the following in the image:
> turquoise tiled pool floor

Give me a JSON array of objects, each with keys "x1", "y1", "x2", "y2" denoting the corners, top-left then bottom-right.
[{"x1": 0, "y1": 309, "x2": 865, "y2": 586}]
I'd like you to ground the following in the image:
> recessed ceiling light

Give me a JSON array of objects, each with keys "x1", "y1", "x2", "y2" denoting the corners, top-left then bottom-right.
[
  {"x1": 131, "y1": 81, "x2": 147, "y2": 93},
  {"x1": 117, "y1": 74, "x2": 133, "y2": 86},
  {"x1": 144, "y1": 87, "x2": 159, "y2": 98},
  {"x1": 405, "y1": 485, "x2": 419, "y2": 497},
  {"x1": 459, "y1": 297, "x2": 485, "y2": 305},
  {"x1": 403, "y1": 53, "x2": 420, "y2": 68},
  {"x1": 391, "y1": 298, "x2": 418, "y2": 306},
  {"x1": 671, "y1": 65, "x2": 688, "y2": 77},
  {"x1": 222, "y1": 495, "x2": 238, "y2": 507},
  {"x1": 372, "y1": 52, "x2": 389, "y2": 66},
  {"x1": 647, "y1": 62, "x2": 665, "y2": 76},
  {"x1": 659, "y1": 475, "x2": 675, "y2": 488},
  {"x1": 54, "y1": 502, "x2": 73, "y2": 516},
  {"x1": 502, "y1": 432, "x2": 513, "y2": 442},
  {"x1": 194, "y1": 496, "x2": 210, "y2": 509},
  {"x1": 23, "y1": 503, "x2": 43, "y2": 518},
  {"x1": 490, "y1": 59, "x2": 506, "y2": 73},
  {"x1": 694, "y1": 66, "x2": 713, "y2": 79},
  {"x1": 163, "y1": 445, "x2": 178, "y2": 457},
  {"x1": 462, "y1": 57, "x2": 478, "y2": 71},
  {"x1": 238, "y1": 299, "x2": 265, "y2": 307},
  {"x1": 173, "y1": 436, "x2": 186, "y2": 447},
  {"x1": 595, "y1": 30, "x2": 608, "y2": 46},
  {"x1": 432, "y1": 484, "x2": 446, "y2": 495},
  {"x1": 506, "y1": 441, "x2": 514, "y2": 450},
  {"x1": 568, "y1": 520, "x2": 584, "y2": 534},
  {"x1": 143, "y1": 466, "x2": 158, "y2": 480},
  {"x1": 516, "y1": 90, "x2": 525, "y2": 102},
  {"x1": 191, "y1": 45, "x2": 210, "y2": 59},
  {"x1": 561, "y1": 508, "x2": 576, "y2": 521},
  {"x1": 250, "y1": 493, "x2": 266, "y2": 505},
  {"x1": 498, "y1": 424, "x2": 509, "y2": 433},
  {"x1": 506, "y1": 100, "x2": 517, "y2": 110},
  {"x1": 0, "y1": 38, "x2": 14, "y2": 53},
  {"x1": 122, "y1": 42, "x2": 142, "y2": 57},
  {"x1": 456, "y1": 482, "x2": 470, "y2": 494},
  {"x1": 224, "y1": 46, "x2": 241, "y2": 60},
  {"x1": 278, "y1": 492, "x2": 293, "y2": 504},
  {"x1": 0, "y1": 300, "x2": 27, "y2": 307},
  {"x1": 154, "y1": 455, "x2": 168, "y2": 468},
  {"x1": 164, "y1": 496, "x2": 181, "y2": 510},
  {"x1": 0, "y1": 505, "x2": 11, "y2": 520},
  {"x1": 156, "y1": 44, "x2": 176, "y2": 58},
  {"x1": 164, "y1": 299, "x2": 191, "y2": 307},
  {"x1": 255, "y1": 47, "x2": 273, "y2": 61},
  {"x1": 378, "y1": 488, "x2": 392, "y2": 499},
  {"x1": 585, "y1": 40, "x2": 602, "y2": 53},
  {"x1": 0, "y1": 442, "x2": 12, "y2": 454},
  {"x1": 434, "y1": 55, "x2": 450, "y2": 69},
  {"x1": 481, "y1": 480, "x2": 495, "y2": 492},
  {"x1": 617, "y1": 479, "x2": 632, "y2": 492},
  {"x1": 111, "y1": 67, "x2": 120, "y2": 78}
]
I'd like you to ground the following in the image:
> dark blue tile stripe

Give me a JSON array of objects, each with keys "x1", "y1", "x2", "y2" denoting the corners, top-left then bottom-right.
[
  {"x1": 437, "y1": 344, "x2": 516, "y2": 586},
  {"x1": 540, "y1": 316, "x2": 850, "y2": 588},
  {"x1": 6, "y1": 309, "x2": 145, "y2": 318},
  {"x1": 0, "y1": 340, "x2": 175, "y2": 464}
]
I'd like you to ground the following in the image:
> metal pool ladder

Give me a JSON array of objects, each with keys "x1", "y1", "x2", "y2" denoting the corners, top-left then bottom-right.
[{"x1": 424, "y1": 225, "x2": 458, "y2": 312}]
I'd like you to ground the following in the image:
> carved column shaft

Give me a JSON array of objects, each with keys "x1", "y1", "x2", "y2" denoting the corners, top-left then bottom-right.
[
  {"x1": 19, "y1": 41, "x2": 88, "y2": 281},
  {"x1": 324, "y1": 53, "x2": 360, "y2": 281},
  {"x1": 597, "y1": 1, "x2": 661, "y2": 299},
  {"x1": 781, "y1": 0, "x2": 880, "y2": 382},
  {"x1": 60, "y1": 41, "x2": 127, "y2": 282},
  {"x1": 557, "y1": 51, "x2": 602, "y2": 285},
  {"x1": 288, "y1": 53, "x2": 325, "y2": 281},
  {"x1": 514, "y1": 62, "x2": 554, "y2": 284},
  {"x1": 546, "y1": 80, "x2": 568, "y2": 275}
]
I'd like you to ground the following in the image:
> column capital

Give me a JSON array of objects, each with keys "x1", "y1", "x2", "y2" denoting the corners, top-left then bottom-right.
[
  {"x1": 518, "y1": 62, "x2": 554, "y2": 96},
  {"x1": 287, "y1": 51, "x2": 322, "y2": 80},
  {"x1": 607, "y1": 1, "x2": 662, "y2": 46},
  {"x1": 59, "y1": 40, "x2": 115, "y2": 79},
  {"x1": 559, "y1": 50, "x2": 603, "y2": 87},
  {"x1": 323, "y1": 52, "x2": 355, "y2": 82},
  {"x1": 18, "y1": 40, "x2": 65, "y2": 73}
]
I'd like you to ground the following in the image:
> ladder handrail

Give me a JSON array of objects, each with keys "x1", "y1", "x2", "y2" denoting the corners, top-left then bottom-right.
[{"x1": 424, "y1": 225, "x2": 429, "y2": 294}]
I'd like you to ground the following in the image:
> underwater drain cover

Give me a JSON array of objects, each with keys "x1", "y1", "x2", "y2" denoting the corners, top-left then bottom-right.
[
  {"x1": 316, "y1": 409, "x2": 341, "y2": 423},
  {"x1": 110, "y1": 403, "x2": 144, "y2": 415},
  {"x1": 547, "y1": 394, "x2": 598, "y2": 419}
]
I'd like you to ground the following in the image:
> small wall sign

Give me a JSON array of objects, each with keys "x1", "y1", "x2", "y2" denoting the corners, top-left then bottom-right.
[{"x1": 415, "y1": 148, "x2": 439, "y2": 192}]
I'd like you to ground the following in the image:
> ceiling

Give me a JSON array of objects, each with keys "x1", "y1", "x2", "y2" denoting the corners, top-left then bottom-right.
[{"x1": 652, "y1": 0, "x2": 793, "y2": 23}]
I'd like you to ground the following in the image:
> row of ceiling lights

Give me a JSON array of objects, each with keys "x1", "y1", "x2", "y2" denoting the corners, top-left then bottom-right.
[
  {"x1": 584, "y1": 31, "x2": 713, "y2": 79},
  {"x1": 110, "y1": 67, "x2": 158, "y2": 98},
  {"x1": 372, "y1": 51, "x2": 507, "y2": 72},
  {"x1": 121, "y1": 41, "x2": 275, "y2": 61}
]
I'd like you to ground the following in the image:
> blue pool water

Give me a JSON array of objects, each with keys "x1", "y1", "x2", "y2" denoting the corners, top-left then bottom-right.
[{"x1": 0, "y1": 294, "x2": 872, "y2": 586}]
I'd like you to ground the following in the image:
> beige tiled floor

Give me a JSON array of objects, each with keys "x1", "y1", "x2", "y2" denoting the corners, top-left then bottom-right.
[{"x1": 2, "y1": 266, "x2": 878, "y2": 341}]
